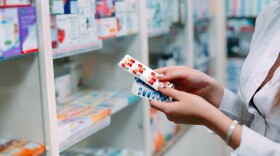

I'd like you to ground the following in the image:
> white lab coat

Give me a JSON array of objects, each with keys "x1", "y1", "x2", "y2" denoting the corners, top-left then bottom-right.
[{"x1": 219, "y1": 0, "x2": 280, "y2": 155}]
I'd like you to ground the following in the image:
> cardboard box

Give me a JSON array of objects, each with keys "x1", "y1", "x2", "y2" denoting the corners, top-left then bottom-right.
[
  {"x1": 56, "y1": 14, "x2": 80, "y2": 48},
  {"x1": 55, "y1": 74, "x2": 73, "y2": 104},
  {"x1": 95, "y1": 0, "x2": 117, "y2": 39},
  {"x1": 64, "y1": 0, "x2": 79, "y2": 14},
  {"x1": 50, "y1": 0, "x2": 64, "y2": 14},
  {"x1": 115, "y1": 1, "x2": 127, "y2": 36},
  {"x1": 78, "y1": 0, "x2": 98, "y2": 40},
  {"x1": 96, "y1": 17, "x2": 117, "y2": 39},
  {"x1": 0, "y1": 0, "x2": 4, "y2": 7},
  {"x1": 0, "y1": 8, "x2": 21, "y2": 58},
  {"x1": 0, "y1": 0, "x2": 31, "y2": 7},
  {"x1": 18, "y1": 7, "x2": 38, "y2": 54},
  {"x1": 125, "y1": 0, "x2": 138, "y2": 34},
  {"x1": 95, "y1": 0, "x2": 116, "y2": 19}
]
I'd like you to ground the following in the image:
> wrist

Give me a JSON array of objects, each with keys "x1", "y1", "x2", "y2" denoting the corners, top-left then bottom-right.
[
  {"x1": 203, "y1": 78, "x2": 224, "y2": 108},
  {"x1": 203, "y1": 107, "x2": 233, "y2": 140},
  {"x1": 203, "y1": 108, "x2": 242, "y2": 149}
]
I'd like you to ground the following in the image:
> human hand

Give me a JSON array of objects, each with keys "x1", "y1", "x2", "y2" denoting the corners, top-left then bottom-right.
[
  {"x1": 156, "y1": 66, "x2": 224, "y2": 108},
  {"x1": 150, "y1": 85, "x2": 217, "y2": 125},
  {"x1": 150, "y1": 85, "x2": 243, "y2": 150}
]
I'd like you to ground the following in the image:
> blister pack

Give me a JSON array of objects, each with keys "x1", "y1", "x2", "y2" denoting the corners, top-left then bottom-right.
[
  {"x1": 118, "y1": 55, "x2": 173, "y2": 102},
  {"x1": 118, "y1": 55, "x2": 174, "y2": 91},
  {"x1": 131, "y1": 78, "x2": 172, "y2": 102}
]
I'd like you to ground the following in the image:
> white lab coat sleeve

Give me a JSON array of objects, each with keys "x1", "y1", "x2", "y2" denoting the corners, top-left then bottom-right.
[
  {"x1": 219, "y1": 88, "x2": 253, "y2": 127},
  {"x1": 231, "y1": 126, "x2": 280, "y2": 156}
]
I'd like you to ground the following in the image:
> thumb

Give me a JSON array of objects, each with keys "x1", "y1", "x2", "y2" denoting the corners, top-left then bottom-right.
[{"x1": 158, "y1": 85, "x2": 183, "y2": 100}]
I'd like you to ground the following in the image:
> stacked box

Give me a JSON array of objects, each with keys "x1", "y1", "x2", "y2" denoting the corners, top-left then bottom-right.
[
  {"x1": 50, "y1": 0, "x2": 64, "y2": 14},
  {"x1": 0, "y1": 7, "x2": 38, "y2": 59},
  {"x1": 0, "y1": 0, "x2": 31, "y2": 7},
  {"x1": 95, "y1": 0, "x2": 117, "y2": 39},
  {"x1": 18, "y1": 7, "x2": 38, "y2": 54}
]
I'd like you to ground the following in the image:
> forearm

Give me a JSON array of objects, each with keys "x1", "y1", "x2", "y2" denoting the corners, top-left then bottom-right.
[{"x1": 204, "y1": 107, "x2": 242, "y2": 149}]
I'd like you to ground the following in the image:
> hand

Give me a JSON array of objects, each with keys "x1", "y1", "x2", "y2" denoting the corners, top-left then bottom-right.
[
  {"x1": 150, "y1": 85, "x2": 216, "y2": 125},
  {"x1": 150, "y1": 86, "x2": 242, "y2": 150},
  {"x1": 156, "y1": 66, "x2": 224, "y2": 108}
]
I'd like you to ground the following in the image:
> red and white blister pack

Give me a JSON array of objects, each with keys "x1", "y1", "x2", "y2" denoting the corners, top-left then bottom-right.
[{"x1": 118, "y1": 55, "x2": 174, "y2": 91}]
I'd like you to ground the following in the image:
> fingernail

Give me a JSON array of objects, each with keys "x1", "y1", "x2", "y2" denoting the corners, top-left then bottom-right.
[
  {"x1": 159, "y1": 84, "x2": 166, "y2": 89},
  {"x1": 159, "y1": 74, "x2": 166, "y2": 78}
]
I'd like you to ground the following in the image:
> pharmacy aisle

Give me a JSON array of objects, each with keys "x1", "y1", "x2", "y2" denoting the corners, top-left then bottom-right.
[{"x1": 0, "y1": 0, "x2": 262, "y2": 156}]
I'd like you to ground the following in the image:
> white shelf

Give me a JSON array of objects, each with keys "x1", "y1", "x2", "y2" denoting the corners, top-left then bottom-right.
[
  {"x1": 0, "y1": 0, "x2": 227, "y2": 156},
  {"x1": 56, "y1": 93, "x2": 140, "y2": 152},
  {"x1": 148, "y1": 28, "x2": 170, "y2": 38},
  {"x1": 111, "y1": 95, "x2": 141, "y2": 115},
  {"x1": 59, "y1": 117, "x2": 111, "y2": 152},
  {"x1": 53, "y1": 40, "x2": 102, "y2": 59}
]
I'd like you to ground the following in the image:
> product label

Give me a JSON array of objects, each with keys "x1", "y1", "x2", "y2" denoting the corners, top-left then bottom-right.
[
  {"x1": 6, "y1": 0, "x2": 31, "y2": 6},
  {"x1": 96, "y1": 17, "x2": 117, "y2": 39},
  {"x1": 18, "y1": 7, "x2": 38, "y2": 54},
  {"x1": 23, "y1": 142, "x2": 39, "y2": 150},
  {"x1": 0, "y1": 0, "x2": 4, "y2": 6},
  {"x1": 55, "y1": 74, "x2": 73, "y2": 103},
  {"x1": 50, "y1": 0, "x2": 64, "y2": 14},
  {"x1": 131, "y1": 78, "x2": 172, "y2": 102},
  {"x1": 115, "y1": 1, "x2": 127, "y2": 36},
  {"x1": 79, "y1": 15, "x2": 98, "y2": 40},
  {"x1": 78, "y1": 0, "x2": 98, "y2": 40},
  {"x1": 0, "y1": 8, "x2": 21, "y2": 58},
  {"x1": 95, "y1": 0, "x2": 116, "y2": 19},
  {"x1": 78, "y1": 0, "x2": 93, "y2": 14},
  {"x1": 56, "y1": 14, "x2": 80, "y2": 48},
  {"x1": 126, "y1": 0, "x2": 138, "y2": 34},
  {"x1": 70, "y1": 1, "x2": 79, "y2": 14}
]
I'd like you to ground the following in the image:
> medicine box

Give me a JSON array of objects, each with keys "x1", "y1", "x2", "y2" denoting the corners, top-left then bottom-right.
[
  {"x1": 64, "y1": 0, "x2": 79, "y2": 14},
  {"x1": 50, "y1": 0, "x2": 64, "y2": 15},
  {"x1": 18, "y1": 7, "x2": 38, "y2": 54},
  {"x1": 0, "y1": 0, "x2": 31, "y2": 7},
  {"x1": 78, "y1": 0, "x2": 94, "y2": 14},
  {"x1": 95, "y1": 0, "x2": 116, "y2": 19},
  {"x1": 96, "y1": 17, "x2": 117, "y2": 39},
  {"x1": 50, "y1": 15, "x2": 58, "y2": 49},
  {"x1": 115, "y1": 1, "x2": 127, "y2": 37},
  {"x1": 0, "y1": 8, "x2": 21, "y2": 58},
  {"x1": 78, "y1": 0, "x2": 98, "y2": 40},
  {"x1": 55, "y1": 14, "x2": 80, "y2": 48},
  {"x1": 0, "y1": 0, "x2": 4, "y2": 7},
  {"x1": 55, "y1": 74, "x2": 73, "y2": 104},
  {"x1": 125, "y1": 0, "x2": 138, "y2": 34},
  {"x1": 95, "y1": 0, "x2": 117, "y2": 39}
]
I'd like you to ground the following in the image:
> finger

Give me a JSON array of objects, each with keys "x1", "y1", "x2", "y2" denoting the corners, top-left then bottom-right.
[
  {"x1": 154, "y1": 66, "x2": 176, "y2": 74},
  {"x1": 158, "y1": 85, "x2": 183, "y2": 100},
  {"x1": 158, "y1": 70, "x2": 187, "y2": 81},
  {"x1": 150, "y1": 100, "x2": 169, "y2": 113}
]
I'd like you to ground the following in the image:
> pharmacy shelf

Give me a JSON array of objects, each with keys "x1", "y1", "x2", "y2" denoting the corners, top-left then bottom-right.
[
  {"x1": 59, "y1": 117, "x2": 111, "y2": 152},
  {"x1": 0, "y1": 52, "x2": 38, "y2": 63},
  {"x1": 57, "y1": 93, "x2": 140, "y2": 152},
  {"x1": 148, "y1": 28, "x2": 170, "y2": 38},
  {"x1": 53, "y1": 40, "x2": 102, "y2": 59},
  {"x1": 154, "y1": 126, "x2": 190, "y2": 156},
  {"x1": 227, "y1": 16, "x2": 257, "y2": 19},
  {"x1": 111, "y1": 95, "x2": 141, "y2": 115}
]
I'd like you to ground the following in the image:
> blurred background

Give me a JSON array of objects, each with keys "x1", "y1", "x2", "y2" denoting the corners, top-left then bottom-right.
[{"x1": 0, "y1": 0, "x2": 270, "y2": 155}]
